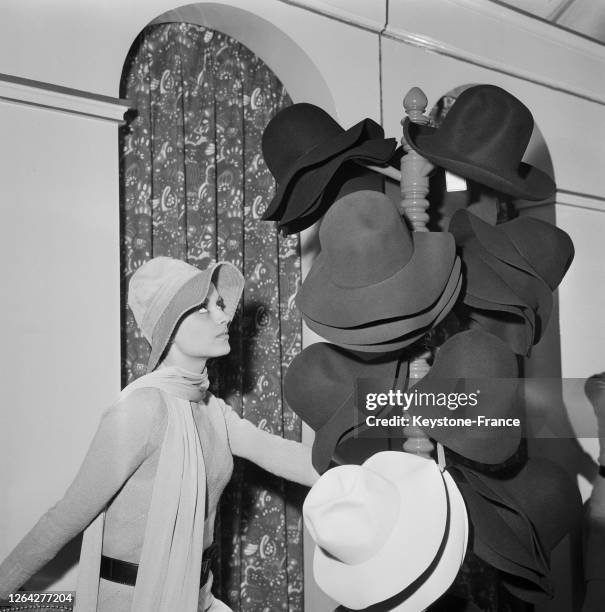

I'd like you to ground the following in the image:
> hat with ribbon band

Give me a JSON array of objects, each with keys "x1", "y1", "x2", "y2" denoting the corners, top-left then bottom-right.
[
  {"x1": 403, "y1": 84, "x2": 555, "y2": 201},
  {"x1": 303, "y1": 452, "x2": 453, "y2": 610}
]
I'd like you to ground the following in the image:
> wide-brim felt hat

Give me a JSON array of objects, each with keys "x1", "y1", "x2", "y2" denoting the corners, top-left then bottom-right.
[
  {"x1": 284, "y1": 342, "x2": 406, "y2": 473},
  {"x1": 403, "y1": 85, "x2": 556, "y2": 201},
  {"x1": 451, "y1": 207, "x2": 573, "y2": 291},
  {"x1": 304, "y1": 258, "x2": 461, "y2": 345},
  {"x1": 467, "y1": 309, "x2": 534, "y2": 357},
  {"x1": 304, "y1": 452, "x2": 449, "y2": 609},
  {"x1": 278, "y1": 162, "x2": 386, "y2": 234},
  {"x1": 454, "y1": 477, "x2": 552, "y2": 600},
  {"x1": 477, "y1": 247, "x2": 553, "y2": 343},
  {"x1": 499, "y1": 216, "x2": 574, "y2": 290},
  {"x1": 329, "y1": 277, "x2": 461, "y2": 355},
  {"x1": 297, "y1": 190, "x2": 456, "y2": 327},
  {"x1": 449, "y1": 457, "x2": 582, "y2": 602},
  {"x1": 275, "y1": 141, "x2": 394, "y2": 225},
  {"x1": 262, "y1": 103, "x2": 396, "y2": 221},
  {"x1": 128, "y1": 257, "x2": 244, "y2": 372},
  {"x1": 408, "y1": 329, "x2": 522, "y2": 464},
  {"x1": 450, "y1": 207, "x2": 538, "y2": 276}
]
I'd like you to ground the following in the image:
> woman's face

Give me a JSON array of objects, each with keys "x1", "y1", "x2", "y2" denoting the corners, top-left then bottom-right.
[{"x1": 171, "y1": 283, "x2": 231, "y2": 360}]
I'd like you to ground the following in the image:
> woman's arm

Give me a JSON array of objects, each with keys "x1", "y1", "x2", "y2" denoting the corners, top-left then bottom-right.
[
  {"x1": 220, "y1": 400, "x2": 319, "y2": 487},
  {"x1": 0, "y1": 388, "x2": 165, "y2": 598}
]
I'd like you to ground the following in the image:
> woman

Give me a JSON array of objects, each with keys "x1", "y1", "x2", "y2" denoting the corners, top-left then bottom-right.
[{"x1": 0, "y1": 256, "x2": 318, "y2": 611}]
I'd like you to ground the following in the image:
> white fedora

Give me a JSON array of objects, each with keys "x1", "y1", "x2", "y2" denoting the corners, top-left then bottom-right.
[
  {"x1": 303, "y1": 452, "x2": 448, "y2": 610},
  {"x1": 390, "y1": 469, "x2": 468, "y2": 612}
]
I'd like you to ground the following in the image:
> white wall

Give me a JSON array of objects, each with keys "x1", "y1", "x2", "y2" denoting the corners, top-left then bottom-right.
[{"x1": 0, "y1": 98, "x2": 122, "y2": 590}]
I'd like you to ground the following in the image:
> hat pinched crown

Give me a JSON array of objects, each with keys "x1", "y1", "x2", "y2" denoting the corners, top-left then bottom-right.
[{"x1": 304, "y1": 464, "x2": 400, "y2": 565}]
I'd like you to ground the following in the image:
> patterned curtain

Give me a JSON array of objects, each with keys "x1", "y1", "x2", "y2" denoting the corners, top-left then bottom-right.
[{"x1": 119, "y1": 22, "x2": 304, "y2": 611}]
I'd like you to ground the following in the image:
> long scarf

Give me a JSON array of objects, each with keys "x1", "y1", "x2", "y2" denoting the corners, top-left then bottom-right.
[{"x1": 75, "y1": 366, "x2": 209, "y2": 612}]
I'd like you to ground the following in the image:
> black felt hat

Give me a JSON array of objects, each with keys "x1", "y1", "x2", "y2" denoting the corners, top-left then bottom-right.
[
  {"x1": 403, "y1": 85, "x2": 555, "y2": 201},
  {"x1": 450, "y1": 457, "x2": 582, "y2": 603},
  {"x1": 284, "y1": 342, "x2": 406, "y2": 474},
  {"x1": 261, "y1": 103, "x2": 396, "y2": 221}
]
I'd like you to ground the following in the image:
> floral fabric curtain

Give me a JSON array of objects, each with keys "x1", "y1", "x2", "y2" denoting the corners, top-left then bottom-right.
[{"x1": 119, "y1": 22, "x2": 304, "y2": 611}]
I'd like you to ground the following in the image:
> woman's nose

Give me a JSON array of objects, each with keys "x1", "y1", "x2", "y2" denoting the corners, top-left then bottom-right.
[{"x1": 215, "y1": 309, "x2": 229, "y2": 325}]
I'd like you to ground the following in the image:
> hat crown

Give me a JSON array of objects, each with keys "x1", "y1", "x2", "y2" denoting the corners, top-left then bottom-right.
[
  {"x1": 128, "y1": 257, "x2": 201, "y2": 342},
  {"x1": 430, "y1": 329, "x2": 517, "y2": 379},
  {"x1": 303, "y1": 465, "x2": 400, "y2": 565},
  {"x1": 285, "y1": 343, "x2": 396, "y2": 431},
  {"x1": 262, "y1": 103, "x2": 344, "y2": 182},
  {"x1": 432, "y1": 85, "x2": 534, "y2": 170},
  {"x1": 319, "y1": 191, "x2": 413, "y2": 287}
]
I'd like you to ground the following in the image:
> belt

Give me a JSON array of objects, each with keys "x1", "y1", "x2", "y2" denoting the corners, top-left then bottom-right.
[{"x1": 100, "y1": 543, "x2": 218, "y2": 588}]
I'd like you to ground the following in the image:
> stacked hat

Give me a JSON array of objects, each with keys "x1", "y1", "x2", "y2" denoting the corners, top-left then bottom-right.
[
  {"x1": 403, "y1": 84, "x2": 556, "y2": 201},
  {"x1": 449, "y1": 203, "x2": 574, "y2": 355},
  {"x1": 285, "y1": 331, "x2": 522, "y2": 472},
  {"x1": 284, "y1": 342, "x2": 407, "y2": 474},
  {"x1": 408, "y1": 328, "x2": 522, "y2": 464},
  {"x1": 261, "y1": 103, "x2": 397, "y2": 232},
  {"x1": 304, "y1": 452, "x2": 468, "y2": 611},
  {"x1": 449, "y1": 457, "x2": 582, "y2": 603},
  {"x1": 296, "y1": 190, "x2": 460, "y2": 353}
]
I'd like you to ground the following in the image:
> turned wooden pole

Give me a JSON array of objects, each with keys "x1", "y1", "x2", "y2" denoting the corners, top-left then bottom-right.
[{"x1": 400, "y1": 87, "x2": 435, "y2": 458}]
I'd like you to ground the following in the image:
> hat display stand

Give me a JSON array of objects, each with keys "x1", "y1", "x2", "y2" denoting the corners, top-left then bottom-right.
[{"x1": 399, "y1": 87, "x2": 437, "y2": 459}]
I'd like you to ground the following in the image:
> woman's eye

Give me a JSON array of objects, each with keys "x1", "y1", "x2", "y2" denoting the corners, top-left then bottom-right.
[
  {"x1": 198, "y1": 302, "x2": 209, "y2": 314},
  {"x1": 217, "y1": 298, "x2": 226, "y2": 311}
]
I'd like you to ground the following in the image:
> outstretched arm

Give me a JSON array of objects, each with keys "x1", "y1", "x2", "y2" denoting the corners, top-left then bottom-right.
[{"x1": 220, "y1": 400, "x2": 319, "y2": 487}]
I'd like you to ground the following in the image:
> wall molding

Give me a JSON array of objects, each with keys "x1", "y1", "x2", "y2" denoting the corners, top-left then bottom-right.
[
  {"x1": 381, "y1": 26, "x2": 605, "y2": 107},
  {"x1": 517, "y1": 190, "x2": 605, "y2": 212},
  {"x1": 277, "y1": 0, "x2": 385, "y2": 33},
  {"x1": 555, "y1": 189, "x2": 605, "y2": 212},
  {"x1": 0, "y1": 73, "x2": 130, "y2": 123}
]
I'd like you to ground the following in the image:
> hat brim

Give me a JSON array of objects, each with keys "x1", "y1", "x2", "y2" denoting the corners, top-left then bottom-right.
[
  {"x1": 449, "y1": 209, "x2": 539, "y2": 277},
  {"x1": 330, "y1": 276, "x2": 461, "y2": 354},
  {"x1": 499, "y1": 216, "x2": 574, "y2": 290},
  {"x1": 404, "y1": 119, "x2": 555, "y2": 201},
  {"x1": 298, "y1": 232, "x2": 456, "y2": 327},
  {"x1": 462, "y1": 245, "x2": 532, "y2": 308},
  {"x1": 452, "y1": 458, "x2": 581, "y2": 601},
  {"x1": 467, "y1": 310, "x2": 534, "y2": 356},
  {"x1": 311, "y1": 357, "x2": 405, "y2": 474},
  {"x1": 263, "y1": 118, "x2": 386, "y2": 220},
  {"x1": 279, "y1": 161, "x2": 385, "y2": 233},
  {"x1": 478, "y1": 248, "x2": 553, "y2": 335},
  {"x1": 276, "y1": 140, "x2": 396, "y2": 225},
  {"x1": 313, "y1": 452, "x2": 448, "y2": 609},
  {"x1": 146, "y1": 261, "x2": 244, "y2": 372},
  {"x1": 304, "y1": 259, "x2": 461, "y2": 345}
]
